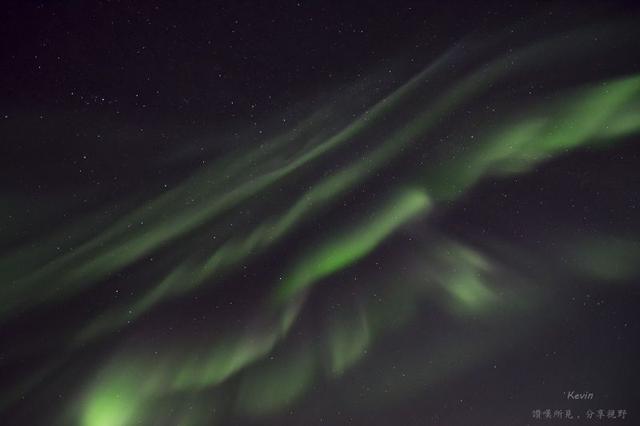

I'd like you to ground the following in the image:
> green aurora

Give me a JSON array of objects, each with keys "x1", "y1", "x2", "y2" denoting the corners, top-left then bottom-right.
[{"x1": 2, "y1": 22, "x2": 640, "y2": 426}]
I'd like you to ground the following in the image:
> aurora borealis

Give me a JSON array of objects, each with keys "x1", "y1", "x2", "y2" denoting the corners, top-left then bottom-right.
[{"x1": 2, "y1": 1, "x2": 640, "y2": 425}]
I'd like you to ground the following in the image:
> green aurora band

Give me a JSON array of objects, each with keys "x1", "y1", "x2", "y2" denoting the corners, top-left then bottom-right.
[{"x1": 1, "y1": 23, "x2": 640, "y2": 426}]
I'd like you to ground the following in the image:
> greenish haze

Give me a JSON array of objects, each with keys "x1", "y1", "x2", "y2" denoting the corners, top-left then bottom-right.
[{"x1": 234, "y1": 347, "x2": 316, "y2": 416}]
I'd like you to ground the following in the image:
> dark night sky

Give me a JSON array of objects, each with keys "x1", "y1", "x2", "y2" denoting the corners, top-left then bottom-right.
[
  {"x1": 1, "y1": 1, "x2": 640, "y2": 425},
  {"x1": 2, "y1": 1, "x2": 630, "y2": 189}
]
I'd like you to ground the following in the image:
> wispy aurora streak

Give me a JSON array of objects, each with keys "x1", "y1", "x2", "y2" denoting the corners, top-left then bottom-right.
[{"x1": 1, "y1": 23, "x2": 640, "y2": 426}]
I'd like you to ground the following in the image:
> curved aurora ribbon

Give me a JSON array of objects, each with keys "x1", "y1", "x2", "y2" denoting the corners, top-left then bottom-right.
[{"x1": 1, "y1": 22, "x2": 640, "y2": 426}]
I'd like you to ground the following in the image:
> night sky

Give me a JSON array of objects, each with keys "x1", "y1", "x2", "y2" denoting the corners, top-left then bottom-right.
[{"x1": 2, "y1": 1, "x2": 640, "y2": 425}]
